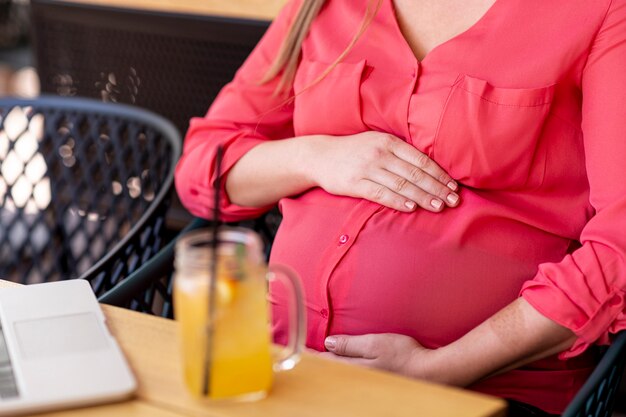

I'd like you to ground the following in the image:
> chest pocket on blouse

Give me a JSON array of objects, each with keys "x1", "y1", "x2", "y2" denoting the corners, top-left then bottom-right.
[
  {"x1": 433, "y1": 74, "x2": 556, "y2": 190},
  {"x1": 293, "y1": 59, "x2": 368, "y2": 136}
]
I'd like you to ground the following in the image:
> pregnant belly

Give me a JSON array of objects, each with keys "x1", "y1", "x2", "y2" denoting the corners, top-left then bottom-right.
[
  {"x1": 269, "y1": 191, "x2": 571, "y2": 350},
  {"x1": 329, "y1": 227, "x2": 532, "y2": 348}
]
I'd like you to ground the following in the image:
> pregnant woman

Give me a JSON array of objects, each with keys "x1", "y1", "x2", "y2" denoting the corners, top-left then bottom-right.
[{"x1": 175, "y1": 1, "x2": 626, "y2": 415}]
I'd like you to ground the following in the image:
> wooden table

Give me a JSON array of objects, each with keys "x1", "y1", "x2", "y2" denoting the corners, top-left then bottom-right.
[
  {"x1": 38, "y1": 309, "x2": 507, "y2": 416},
  {"x1": 0, "y1": 280, "x2": 505, "y2": 416}
]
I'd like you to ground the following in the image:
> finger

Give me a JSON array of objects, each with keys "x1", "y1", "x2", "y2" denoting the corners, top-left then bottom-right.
[
  {"x1": 370, "y1": 167, "x2": 457, "y2": 211},
  {"x1": 354, "y1": 179, "x2": 422, "y2": 212},
  {"x1": 325, "y1": 335, "x2": 379, "y2": 359},
  {"x1": 357, "y1": 177, "x2": 444, "y2": 212},
  {"x1": 381, "y1": 159, "x2": 460, "y2": 207},
  {"x1": 388, "y1": 139, "x2": 458, "y2": 192}
]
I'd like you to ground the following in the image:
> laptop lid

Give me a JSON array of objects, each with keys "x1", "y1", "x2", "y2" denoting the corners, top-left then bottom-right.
[{"x1": 0, "y1": 280, "x2": 136, "y2": 415}]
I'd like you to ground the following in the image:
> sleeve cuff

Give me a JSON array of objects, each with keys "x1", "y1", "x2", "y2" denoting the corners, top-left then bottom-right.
[
  {"x1": 521, "y1": 280, "x2": 626, "y2": 359},
  {"x1": 176, "y1": 134, "x2": 273, "y2": 222},
  {"x1": 217, "y1": 136, "x2": 275, "y2": 222}
]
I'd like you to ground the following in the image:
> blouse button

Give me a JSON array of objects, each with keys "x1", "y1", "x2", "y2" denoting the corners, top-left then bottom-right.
[
  {"x1": 338, "y1": 234, "x2": 349, "y2": 245},
  {"x1": 190, "y1": 188, "x2": 199, "y2": 196},
  {"x1": 320, "y1": 308, "x2": 329, "y2": 318}
]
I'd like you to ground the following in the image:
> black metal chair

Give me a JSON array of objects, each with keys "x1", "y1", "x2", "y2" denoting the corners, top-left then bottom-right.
[
  {"x1": 561, "y1": 331, "x2": 626, "y2": 417},
  {"x1": 0, "y1": 96, "x2": 181, "y2": 303},
  {"x1": 98, "y1": 213, "x2": 280, "y2": 317},
  {"x1": 99, "y1": 217, "x2": 207, "y2": 316}
]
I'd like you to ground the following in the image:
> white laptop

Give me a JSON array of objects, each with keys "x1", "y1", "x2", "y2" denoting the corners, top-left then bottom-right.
[{"x1": 0, "y1": 279, "x2": 137, "y2": 415}]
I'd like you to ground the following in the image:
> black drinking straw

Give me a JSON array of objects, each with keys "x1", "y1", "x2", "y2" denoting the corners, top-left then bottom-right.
[{"x1": 202, "y1": 145, "x2": 223, "y2": 397}]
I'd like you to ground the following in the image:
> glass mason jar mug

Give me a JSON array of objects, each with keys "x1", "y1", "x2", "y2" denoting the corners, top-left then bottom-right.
[{"x1": 173, "y1": 226, "x2": 305, "y2": 401}]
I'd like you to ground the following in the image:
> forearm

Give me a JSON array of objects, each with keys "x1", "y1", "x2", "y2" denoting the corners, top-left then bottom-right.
[
  {"x1": 423, "y1": 297, "x2": 577, "y2": 387},
  {"x1": 227, "y1": 130, "x2": 461, "y2": 212},
  {"x1": 225, "y1": 135, "x2": 321, "y2": 207}
]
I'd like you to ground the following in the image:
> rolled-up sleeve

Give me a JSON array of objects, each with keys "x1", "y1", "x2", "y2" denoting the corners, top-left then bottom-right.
[
  {"x1": 520, "y1": 0, "x2": 626, "y2": 358},
  {"x1": 175, "y1": 0, "x2": 301, "y2": 222}
]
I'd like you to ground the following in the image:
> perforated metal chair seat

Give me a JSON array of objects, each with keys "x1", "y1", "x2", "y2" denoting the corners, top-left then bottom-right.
[{"x1": 0, "y1": 96, "x2": 180, "y2": 301}]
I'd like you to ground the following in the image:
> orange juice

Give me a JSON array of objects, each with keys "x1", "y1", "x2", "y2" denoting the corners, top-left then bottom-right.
[{"x1": 174, "y1": 255, "x2": 273, "y2": 400}]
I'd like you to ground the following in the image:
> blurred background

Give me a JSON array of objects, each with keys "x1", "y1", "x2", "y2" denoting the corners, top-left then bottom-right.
[{"x1": 0, "y1": 0, "x2": 38, "y2": 98}]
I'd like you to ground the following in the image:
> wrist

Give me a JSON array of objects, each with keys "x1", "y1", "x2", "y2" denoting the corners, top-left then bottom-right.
[
  {"x1": 409, "y1": 344, "x2": 474, "y2": 387},
  {"x1": 296, "y1": 134, "x2": 329, "y2": 189}
]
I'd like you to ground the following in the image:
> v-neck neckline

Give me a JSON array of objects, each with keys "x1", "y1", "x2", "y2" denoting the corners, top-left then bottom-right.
[{"x1": 384, "y1": 0, "x2": 502, "y2": 65}]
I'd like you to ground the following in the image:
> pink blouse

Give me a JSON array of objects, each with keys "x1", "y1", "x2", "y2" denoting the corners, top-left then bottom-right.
[{"x1": 175, "y1": 0, "x2": 626, "y2": 412}]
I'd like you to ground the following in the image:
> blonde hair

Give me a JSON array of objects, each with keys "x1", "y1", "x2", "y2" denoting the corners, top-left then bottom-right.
[{"x1": 260, "y1": 0, "x2": 382, "y2": 95}]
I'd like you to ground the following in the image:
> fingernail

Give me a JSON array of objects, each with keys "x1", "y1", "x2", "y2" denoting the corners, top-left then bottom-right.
[
  {"x1": 446, "y1": 194, "x2": 459, "y2": 205},
  {"x1": 325, "y1": 337, "x2": 337, "y2": 350},
  {"x1": 447, "y1": 181, "x2": 458, "y2": 191},
  {"x1": 404, "y1": 201, "x2": 416, "y2": 210},
  {"x1": 430, "y1": 199, "x2": 443, "y2": 210}
]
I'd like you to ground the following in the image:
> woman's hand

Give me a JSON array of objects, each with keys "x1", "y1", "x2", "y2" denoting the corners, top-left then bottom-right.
[
  {"x1": 318, "y1": 299, "x2": 577, "y2": 388},
  {"x1": 320, "y1": 333, "x2": 437, "y2": 380},
  {"x1": 305, "y1": 132, "x2": 460, "y2": 213}
]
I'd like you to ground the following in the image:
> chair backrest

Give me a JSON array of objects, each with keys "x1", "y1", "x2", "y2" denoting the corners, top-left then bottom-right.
[
  {"x1": 99, "y1": 217, "x2": 209, "y2": 317},
  {"x1": 98, "y1": 215, "x2": 280, "y2": 317},
  {"x1": 561, "y1": 331, "x2": 626, "y2": 417},
  {"x1": 0, "y1": 96, "x2": 181, "y2": 298}
]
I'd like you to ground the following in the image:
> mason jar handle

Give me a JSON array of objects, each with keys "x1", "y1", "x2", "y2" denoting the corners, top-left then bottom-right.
[{"x1": 268, "y1": 264, "x2": 306, "y2": 372}]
